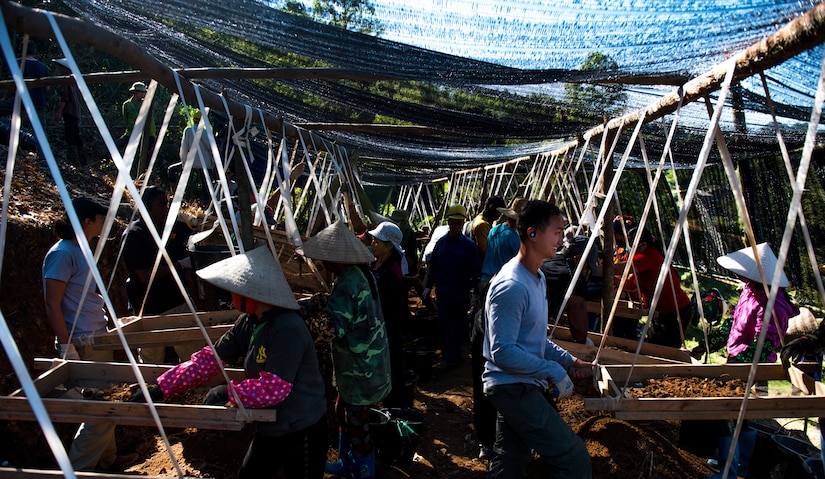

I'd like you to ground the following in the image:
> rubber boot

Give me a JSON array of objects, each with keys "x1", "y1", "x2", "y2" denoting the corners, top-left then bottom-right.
[
  {"x1": 738, "y1": 430, "x2": 756, "y2": 478},
  {"x1": 349, "y1": 450, "x2": 376, "y2": 479},
  {"x1": 704, "y1": 436, "x2": 738, "y2": 479},
  {"x1": 325, "y1": 434, "x2": 352, "y2": 476}
]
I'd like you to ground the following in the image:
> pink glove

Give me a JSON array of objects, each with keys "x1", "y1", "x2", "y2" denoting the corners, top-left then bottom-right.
[
  {"x1": 228, "y1": 371, "x2": 293, "y2": 408},
  {"x1": 157, "y1": 346, "x2": 224, "y2": 398}
]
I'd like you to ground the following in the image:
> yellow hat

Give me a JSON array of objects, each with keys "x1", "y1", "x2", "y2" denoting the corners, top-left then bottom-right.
[{"x1": 445, "y1": 204, "x2": 468, "y2": 221}]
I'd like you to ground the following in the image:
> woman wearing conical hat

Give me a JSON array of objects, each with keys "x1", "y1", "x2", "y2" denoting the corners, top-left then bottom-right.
[
  {"x1": 301, "y1": 221, "x2": 390, "y2": 479},
  {"x1": 717, "y1": 242, "x2": 798, "y2": 364},
  {"x1": 130, "y1": 247, "x2": 328, "y2": 479}
]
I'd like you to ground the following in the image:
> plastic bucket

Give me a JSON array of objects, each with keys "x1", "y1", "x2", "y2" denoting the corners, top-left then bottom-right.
[
  {"x1": 403, "y1": 346, "x2": 435, "y2": 382},
  {"x1": 747, "y1": 423, "x2": 782, "y2": 479},
  {"x1": 376, "y1": 408, "x2": 425, "y2": 468}
]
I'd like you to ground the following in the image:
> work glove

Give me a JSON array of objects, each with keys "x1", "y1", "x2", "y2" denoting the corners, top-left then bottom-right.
[
  {"x1": 128, "y1": 385, "x2": 164, "y2": 403},
  {"x1": 781, "y1": 334, "x2": 822, "y2": 369},
  {"x1": 177, "y1": 256, "x2": 192, "y2": 269},
  {"x1": 57, "y1": 343, "x2": 80, "y2": 360},
  {"x1": 420, "y1": 287, "x2": 432, "y2": 303},
  {"x1": 203, "y1": 384, "x2": 230, "y2": 406},
  {"x1": 550, "y1": 374, "x2": 574, "y2": 399}
]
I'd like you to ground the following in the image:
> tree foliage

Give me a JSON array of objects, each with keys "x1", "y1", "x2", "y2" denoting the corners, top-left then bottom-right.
[
  {"x1": 311, "y1": 0, "x2": 384, "y2": 34},
  {"x1": 282, "y1": 0, "x2": 308, "y2": 16},
  {"x1": 564, "y1": 51, "x2": 627, "y2": 121}
]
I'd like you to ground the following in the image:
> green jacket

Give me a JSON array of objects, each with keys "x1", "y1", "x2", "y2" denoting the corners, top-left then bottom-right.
[
  {"x1": 325, "y1": 264, "x2": 391, "y2": 405},
  {"x1": 122, "y1": 97, "x2": 156, "y2": 137}
]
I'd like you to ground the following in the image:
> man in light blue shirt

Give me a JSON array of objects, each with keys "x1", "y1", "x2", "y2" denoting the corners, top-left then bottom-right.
[{"x1": 483, "y1": 200, "x2": 592, "y2": 479}]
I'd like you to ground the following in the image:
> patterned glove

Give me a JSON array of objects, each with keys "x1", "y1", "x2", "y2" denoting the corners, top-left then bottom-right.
[{"x1": 781, "y1": 334, "x2": 821, "y2": 369}]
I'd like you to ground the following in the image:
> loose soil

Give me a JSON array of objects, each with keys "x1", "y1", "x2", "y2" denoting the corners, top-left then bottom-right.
[{"x1": 626, "y1": 376, "x2": 749, "y2": 398}]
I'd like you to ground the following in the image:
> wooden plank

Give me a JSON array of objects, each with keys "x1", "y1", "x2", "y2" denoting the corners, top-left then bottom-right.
[
  {"x1": 586, "y1": 300, "x2": 647, "y2": 320},
  {"x1": 31, "y1": 359, "x2": 250, "y2": 385},
  {"x1": 0, "y1": 467, "x2": 203, "y2": 478},
  {"x1": 92, "y1": 325, "x2": 233, "y2": 350},
  {"x1": 598, "y1": 363, "x2": 788, "y2": 383},
  {"x1": 114, "y1": 310, "x2": 239, "y2": 333},
  {"x1": 584, "y1": 395, "x2": 825, "y2": 420},
  {"x1": 0, "y1": 396, "x2": 275, "y2": 430},
  {"x1": 552, "y1": 326, "x2": 690, "y2": 363},
  {"x1": 554, "y1": 339, "x2": 684, "y2": 365},
  {"x1": 10, "y1": 361, "x2": 71, "y2": 397},
  {"x1": 787, "y1": 364, "x2": 813, "y2": 395}
]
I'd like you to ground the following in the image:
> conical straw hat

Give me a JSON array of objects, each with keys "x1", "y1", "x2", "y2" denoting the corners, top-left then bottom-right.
[
  {"x1": 716, "y1": 242, "x2": 789, "y2": 287},
  {"x1": 196, "y1": 246, "x2": 299, "y2": 310},
  {"x1": 301, "y1": 221, "x2": 375, "y2": 264}
]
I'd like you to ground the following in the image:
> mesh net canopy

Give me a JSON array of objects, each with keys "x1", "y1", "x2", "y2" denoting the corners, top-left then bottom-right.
[{"x1": 54, "y1": 0, "x2": 825, "y2": 183}]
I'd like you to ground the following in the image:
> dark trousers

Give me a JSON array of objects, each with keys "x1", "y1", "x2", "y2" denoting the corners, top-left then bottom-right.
[
  {"x1": 486, "y1": 383, "x2": 591, "y2": 479},
  {"x1": 471, "y1": 332, "x2": 496, "y2": 449},
  {"x1": 237, "y1": 416, "x2": 327, "y2": 479},
  {"x1": 62, "y1": 114, "x2": 83, "y2": 148},
  {"x1": 436, "y1": 293, "x2": 470, "y2": 364}
]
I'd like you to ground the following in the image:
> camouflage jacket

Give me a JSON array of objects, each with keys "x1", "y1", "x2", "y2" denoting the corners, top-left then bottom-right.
[{"x1": 323, "y1": 264, "x2": 391, "y2": 405}]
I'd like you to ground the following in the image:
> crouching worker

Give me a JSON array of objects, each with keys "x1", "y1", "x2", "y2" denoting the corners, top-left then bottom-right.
[{"x1": 129, "y1": 246, "x2": 327, "y2": 479}]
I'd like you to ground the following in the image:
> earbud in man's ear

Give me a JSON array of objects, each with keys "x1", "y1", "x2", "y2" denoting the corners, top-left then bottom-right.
[{"x1": 529, "y1": 230, "x2": 536, "y2": 238}]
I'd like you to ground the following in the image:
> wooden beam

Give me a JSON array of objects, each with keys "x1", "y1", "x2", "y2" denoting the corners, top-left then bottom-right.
[
  {"x1": 554, "y1": 338, "x2": 685, "y2": 365},
  {"x1": 569, "y1": 2, "x2": 825, "y2": 149},
  {"x1": 551, "y1": 325, "x2": 691, "y2": 363},
  {"x1": 0, "y1": 67, "x2": 402, "y2": 90}
]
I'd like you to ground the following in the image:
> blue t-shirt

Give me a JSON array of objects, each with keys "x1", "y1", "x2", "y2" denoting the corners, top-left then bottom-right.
[
  {"x1": 480, "y1": 223, "x2": 520, "y2": 282},
  {"x1": 482, "y1": 257, "x2": 575, "y2": 392},
  {"x1": 42, "y1": 240, "x2": 107, "y2": 335},
  {"x1": 22, "y1": 57, "x2": 49, "y2": 108}
]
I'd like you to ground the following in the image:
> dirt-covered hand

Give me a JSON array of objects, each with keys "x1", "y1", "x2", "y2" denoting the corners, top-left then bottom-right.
[
  {"x1": 129, "y1": 385, "x2": 164, "y2": 403},
  {"x1": 203, "y1": 384, "x2": 230, "y2": 406},
  {"x1": 781, "y1": 334, "x2": 821, "y2": 369}
]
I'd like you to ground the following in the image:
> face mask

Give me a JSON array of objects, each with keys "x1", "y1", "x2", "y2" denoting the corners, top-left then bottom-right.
[{"x1": 232, "y1": 293, "x2": 259, "y2": 314}]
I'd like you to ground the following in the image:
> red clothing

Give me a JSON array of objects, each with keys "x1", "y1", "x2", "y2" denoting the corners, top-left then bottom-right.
[{"x1": 631, "y1": 247, "x2": 690, "y2": 314}]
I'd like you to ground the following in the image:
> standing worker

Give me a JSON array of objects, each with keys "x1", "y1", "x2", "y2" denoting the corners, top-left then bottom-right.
[
  {"x1": 122, "y1": 186, "x2": 193, "y2": 364},
  {"x1": 302, "y1": 221, "x2": 390, "y2": 479},
  {"x1": 483, "y1": 200, "x2": 592, "y2": 479},
  {"x1": 172, "y1": 109, "x2": 218, "y2": 204},
  {"x1": 53, "y1": 58, "x2": 85, "y2": 166},
  {"x1": 117, "y1": 81, "x2": 156, "y2": 177},
  {"x1": 43, "y1": 198, "x2": 139, "y2": 471},
  {"x1": 616, "y1": 227, "x2": 692, "y2": 347},
  {"x1": 422, "y1": 204, "x2": 481, "y2": 368},
  {"x1": 470, "y1": 195, "x2": 505, "y2": 261}
]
